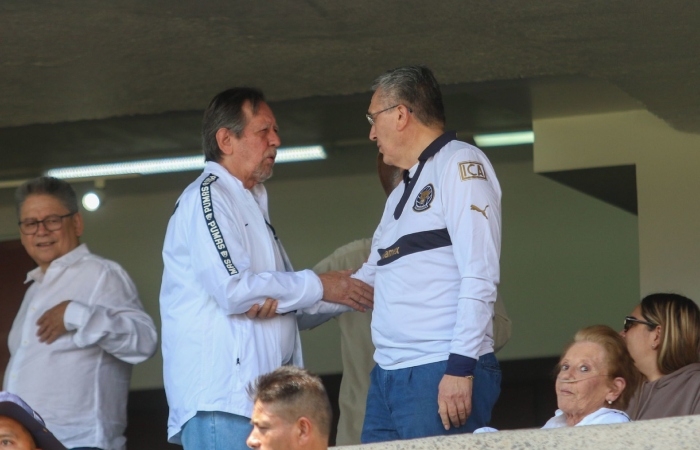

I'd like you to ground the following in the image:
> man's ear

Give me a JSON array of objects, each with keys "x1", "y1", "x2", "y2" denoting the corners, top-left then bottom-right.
[
  {"x1": 72, "y1": 212, "x2": 84, "y2": 238},
  {"x1": 296, "y1": 416, "x2": 313, "y2": 442},
  {"x1": 395, "y1": 104, "x2": 411, "y2": 131},
  {"x1": 216, "y1": 127, "x2": 236, "y2": 157}
]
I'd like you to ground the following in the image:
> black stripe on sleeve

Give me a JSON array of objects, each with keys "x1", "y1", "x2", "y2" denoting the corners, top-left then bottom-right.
[
  {"x1": 376, "y1": 228, "x2": 452, "y2": 266},
  {"x1": 200, "y1": 174, "x2": 239, "y2": 276}
]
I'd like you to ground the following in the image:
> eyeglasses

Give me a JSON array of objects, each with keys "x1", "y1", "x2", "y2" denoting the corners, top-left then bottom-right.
[
  {"x1": 366, "y1": 104, "x2": 400, "y2": 126},
  {"x1": 18, "y1": 213, "x2": 76, "y2": 235},
  {"x1": 623, "y1": 315, "x2": 658, "y2": 332}
]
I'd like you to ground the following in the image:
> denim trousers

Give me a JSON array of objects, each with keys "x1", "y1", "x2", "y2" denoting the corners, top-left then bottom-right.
[
  {"x1": 361, "y1": 353, "x2": 501, "y2": 443},
  {"x1": 181, "y1": 410, "x2": 253, "y2": 450}
]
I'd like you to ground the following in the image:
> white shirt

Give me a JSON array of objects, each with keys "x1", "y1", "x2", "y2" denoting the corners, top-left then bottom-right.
[
  {"x1": 474, "y1": 408, "x2": 630, "y2": 433},
  {"x1": 160, "y1": 162, "x2": 342, "y2": 444},
  {"x1": 3, "y1": 244, "x2": 158, "y2": 450},
  {"x1": 541, "y1": 408, "x2": 631, "y2": 428},
  {"x1": 354, "y1": 132, "x2": 501, "y2": 370}
]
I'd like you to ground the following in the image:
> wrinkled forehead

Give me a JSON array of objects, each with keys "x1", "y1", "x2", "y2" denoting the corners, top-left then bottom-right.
[
  {"x1": 245, "y1": 100, "x2": 276, "y2": 123},
  {"x1": 370, "y1": 88, "x2": 393, "y2": 108},
  {"x1": 562, "y1": 342, "x2": 606, "y2": 367}
]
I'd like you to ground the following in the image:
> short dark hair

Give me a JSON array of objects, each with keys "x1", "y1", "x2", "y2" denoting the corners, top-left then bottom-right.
[
  {"x1": 15, "y1": 177, "x2": 78, "y2": 218},
  {"x1": 641, "y1": 293, "x2": 700, "y2": 374},
  {"x1": 371, "y1": 65, "x2": 446, "y2": 127},
  {"x1": 201, "y1": 87, "x2": 265, "y2": 162},
  {"x1": 248, "y1": 366, "x2": 332, "y2": 439}
]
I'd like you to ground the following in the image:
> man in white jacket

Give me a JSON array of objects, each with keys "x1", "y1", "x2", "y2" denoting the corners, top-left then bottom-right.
[
  {"x1": 159, "y1": 87, "x2": 373, "y2": 450},
  {"x1": 6, "y1": 176, "x2": 158, "y2": 450}
]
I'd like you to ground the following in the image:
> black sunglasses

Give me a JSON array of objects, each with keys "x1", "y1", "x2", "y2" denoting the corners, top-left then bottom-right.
[{"x1": 623, "y1": 315, "x2": 658, "y2": 332}]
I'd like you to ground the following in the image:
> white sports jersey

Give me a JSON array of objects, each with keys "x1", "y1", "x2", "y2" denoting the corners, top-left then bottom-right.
[{"x1": 354, "y1": 131, "x2": 501, "y2": 371}]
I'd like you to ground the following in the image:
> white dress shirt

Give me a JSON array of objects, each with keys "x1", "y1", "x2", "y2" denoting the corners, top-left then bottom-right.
[{"x1": 3, "y1": 244, "x2": 158, "y2": 450}]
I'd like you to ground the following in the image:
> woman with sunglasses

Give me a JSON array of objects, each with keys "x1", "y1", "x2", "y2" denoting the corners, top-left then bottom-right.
[{"x1": 621, "y1": 293, "x2": 700, "y2": 420}]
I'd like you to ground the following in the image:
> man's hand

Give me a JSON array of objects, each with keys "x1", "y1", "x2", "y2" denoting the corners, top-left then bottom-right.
[
  {"x1": 245, "y1": 298, "x2": 279, "y2": 319},
  {"x1": 318, "y1": 270, "x2": 374, "y2": 312},
  {"x1": 437, "y1": 374, "x2": 473, "y2": 430},
  {"x1": 36, "y1": 300, "x2": 71, "y2": 344}
]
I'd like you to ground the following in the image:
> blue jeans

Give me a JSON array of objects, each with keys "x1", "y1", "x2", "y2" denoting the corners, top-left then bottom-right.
[
  {"x1": 181, "y1": 411, "x2": 252, "y2": 450},
  {"x1": 361, "y1": 353, "x2": 501, "y2": 443}
]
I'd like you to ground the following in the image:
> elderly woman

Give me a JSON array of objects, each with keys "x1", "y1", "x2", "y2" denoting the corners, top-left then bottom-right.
[
  {"x1": 543, "y1": 325, "x2": 640, "y2": 427},
  {"x1": 476, "y1": 325, "x2": 639, "y2": 432},
  {"x1": 621, "y1": 293, "x2": 700, "y2": 420}
]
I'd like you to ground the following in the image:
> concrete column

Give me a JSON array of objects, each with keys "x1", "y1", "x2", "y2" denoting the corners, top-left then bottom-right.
[{"x1": 533, "y1": 95, "x2": 700, "y2": 301}]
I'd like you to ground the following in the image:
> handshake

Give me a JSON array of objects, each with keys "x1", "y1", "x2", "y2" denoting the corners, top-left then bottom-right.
[{"x1": 245, "y1": 270, "x2": 373, "y2": 319}]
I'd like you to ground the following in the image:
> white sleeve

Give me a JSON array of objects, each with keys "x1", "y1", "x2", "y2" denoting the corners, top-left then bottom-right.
[
  {"x1": 442, "y1": 153, "x2": 501, "y2": 359},
  {"x1": 63, "y1": 266, "x2": 158, "y2": 364},
  {"x1": 186, "y1": 180, "x2": 323, "y2": 315},
  {"x1": 351, "y1": 221, "x2": 384, "y2": 287},
  {"x1": 298, "y1": 238, "x2": 374, "y2": 330},
  {"x1": 296, "y1": 302, "x2": 352, "y2": 330}
]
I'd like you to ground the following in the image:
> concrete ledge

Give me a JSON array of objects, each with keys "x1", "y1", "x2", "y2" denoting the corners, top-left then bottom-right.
[{"x1": 342, "y1": 415, "x2": 700, "y2": 449}]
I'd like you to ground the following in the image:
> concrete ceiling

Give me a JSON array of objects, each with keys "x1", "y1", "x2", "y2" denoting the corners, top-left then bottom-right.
[{"x1": 0, "y1": 1, "x2": 698, "y2": 193}]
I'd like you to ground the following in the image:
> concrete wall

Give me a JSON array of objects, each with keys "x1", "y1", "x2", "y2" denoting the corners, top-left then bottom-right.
[
  {"x1": 343, "y1": 415, "x2": 700, "y2": 450},
  {"x1": 534, "y1": 109, "x2": 700, "y2": 302},
  {"x1": 0, "y1": 146, "x2": 640, "y2": 388}
]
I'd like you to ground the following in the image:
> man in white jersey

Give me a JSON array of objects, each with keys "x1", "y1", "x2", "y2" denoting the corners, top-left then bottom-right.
[
  {"x1": 160, "y1": 87, "x2": 373, "y2": 450},
  {"x1": 353, "y1": 66, "x2": 503, "y2": 442},
  {"x1": 314, "y1": 154, "x2": 511, "y2": 445}
]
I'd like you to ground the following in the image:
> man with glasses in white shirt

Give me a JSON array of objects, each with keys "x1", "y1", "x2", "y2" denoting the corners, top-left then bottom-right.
[{"x1": 4, "y1": 176, "x2": 158, "y2": 450}]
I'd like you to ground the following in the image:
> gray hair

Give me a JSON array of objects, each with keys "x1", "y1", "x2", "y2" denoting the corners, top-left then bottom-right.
[
  {"x1": 202, "y1": 87, "x2": 265, "y2": 162},
  {"x1": 371, "y1": 65, "x2": 446, "y2": 127},
  {"x1": 15, "y1": 177, "x2": 78, "y2": 218},
  {"x1": 248, "y1": 366, "x2": 332, "y2": 439}
]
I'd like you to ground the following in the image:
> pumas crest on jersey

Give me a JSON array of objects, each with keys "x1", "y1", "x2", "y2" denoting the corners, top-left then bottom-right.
[{"x1": 413, "y1": 183, "x2": 435, "y2": 212}]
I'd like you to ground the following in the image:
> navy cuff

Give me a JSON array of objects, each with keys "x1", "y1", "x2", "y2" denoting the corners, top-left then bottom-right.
[{"x1": 445, "y1": 353, "x2": 477, "y2": 377}]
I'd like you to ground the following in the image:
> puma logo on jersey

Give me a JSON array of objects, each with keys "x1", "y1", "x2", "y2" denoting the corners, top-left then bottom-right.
[{"x1": 471, "y1": 204, "x2": 489, "y2": 219}]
